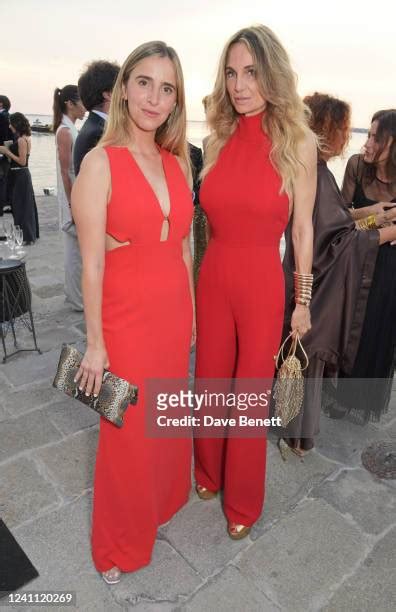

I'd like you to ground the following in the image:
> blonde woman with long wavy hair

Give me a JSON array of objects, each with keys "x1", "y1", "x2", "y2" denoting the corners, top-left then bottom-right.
[
  {"x1": 194, "y1": 25, "x2": 317, "y2": 539},
  {"x1": 71, "y1": 41, "x2": 194, "y2": 584}
]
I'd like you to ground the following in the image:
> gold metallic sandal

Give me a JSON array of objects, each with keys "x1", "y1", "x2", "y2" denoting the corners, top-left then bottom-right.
[
  {"x1": 228, "y1": 522, "x2": 251, "y2": 540},
  {"x1": 196, "y1": 484, "x2": 217, "y2": 500},
  {"x1": 102, "y1": 567, "x2": 121, "y2": 584},
  {"x1": 277, "y1": 438, "x2": 306, "y2": 461}
]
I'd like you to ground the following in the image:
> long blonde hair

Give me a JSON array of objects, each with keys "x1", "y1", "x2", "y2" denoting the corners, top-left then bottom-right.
[
  {"x1": 100, "y1": 41, "x2": 190, "y2": 174},
  {"x1": 202, "y1": 25, "x2": 313, "y2": 197}
]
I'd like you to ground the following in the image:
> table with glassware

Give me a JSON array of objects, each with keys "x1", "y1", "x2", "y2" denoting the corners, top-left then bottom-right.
[
  {"x1": 1, "y1": 218, "x2": 26, "y2": 261},
  {"x1": 0, "y1": 218, "x2": 40, "y2": 362}
]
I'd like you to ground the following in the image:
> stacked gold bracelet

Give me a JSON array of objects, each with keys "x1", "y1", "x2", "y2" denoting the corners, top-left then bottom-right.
[
  {"x1": 293, "y1": 272, "x2": 313, "y2": 306},
  {"x1": 356, "y1": 214, "x2": 377, "y2": 231}
]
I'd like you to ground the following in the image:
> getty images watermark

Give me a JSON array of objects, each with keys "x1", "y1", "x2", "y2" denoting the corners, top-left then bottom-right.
[{"x1": 145, "y1": 378, "x2": 283, "y2": 438}]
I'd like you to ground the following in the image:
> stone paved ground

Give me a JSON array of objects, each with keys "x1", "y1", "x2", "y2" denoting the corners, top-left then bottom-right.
[{"x1": 1, "y1": 196, "x2": 395, "y2": 611}]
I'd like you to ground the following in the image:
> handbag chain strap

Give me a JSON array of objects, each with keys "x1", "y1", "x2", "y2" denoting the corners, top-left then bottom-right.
[{"x1": 275, "y1": 331, "x2": 309, "y2": 371}]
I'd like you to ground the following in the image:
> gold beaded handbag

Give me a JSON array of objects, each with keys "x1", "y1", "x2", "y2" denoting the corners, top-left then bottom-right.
[
  {"x1": 273, "y1": 332, "x2": 309, "y2": 427},
  {"x1": 52, "y1": 344, "x2": 138, "y2": 427}
]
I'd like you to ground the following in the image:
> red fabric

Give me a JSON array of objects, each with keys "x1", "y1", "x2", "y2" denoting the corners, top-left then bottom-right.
[
  {"x1": 194, "y1": 113, "x2": 289, "y2": 525},
  {"x1": 91, "y1": 146, "x2": 193, "y2": 572}
]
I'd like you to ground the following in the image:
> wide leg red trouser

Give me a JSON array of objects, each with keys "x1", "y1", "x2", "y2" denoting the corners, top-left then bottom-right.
[{"x1": 194, "y1": 241, "x2": 285, "y2": 526}]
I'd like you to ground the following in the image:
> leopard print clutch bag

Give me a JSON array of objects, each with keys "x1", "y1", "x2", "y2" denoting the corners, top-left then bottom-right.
[{"x1": 52, "y1": 344, "x2": 138, "y2": 427}]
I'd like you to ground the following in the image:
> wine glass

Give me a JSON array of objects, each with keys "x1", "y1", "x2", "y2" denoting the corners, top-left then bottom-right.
[
  {"x1": 8, "y1": 232, "x2": 18, "y2": 258},
  {"x1": 3, "y1": 219, "x2": 13, "y2": 245},
  {"x1": 1, "y1": 219, "x2": 7, "y2": 242},
  {"x1": 15, "y1": 226, "x2": 24, "y2": 252}
]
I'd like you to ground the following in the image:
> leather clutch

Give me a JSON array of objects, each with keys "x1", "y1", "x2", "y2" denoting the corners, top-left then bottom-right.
[{"x1": 52, "y1": 344, "x2": 138, "y2": 427}]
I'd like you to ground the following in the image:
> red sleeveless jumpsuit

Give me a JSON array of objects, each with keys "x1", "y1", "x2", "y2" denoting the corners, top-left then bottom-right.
[
  {"x1": 92, "y1": 146, "x2": 193, "y2": 572},
  {"x1": 194, "y1": 112, "x2": 289, "y2": 526}
]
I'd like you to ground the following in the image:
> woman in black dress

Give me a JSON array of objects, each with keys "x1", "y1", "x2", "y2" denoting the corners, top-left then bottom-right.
[
  {"x1": 333, "y1": 109, "x2": 396, "y2": 423},
  {"x1": 0, "y1": 112, "x2": 39, "y2": 243}
]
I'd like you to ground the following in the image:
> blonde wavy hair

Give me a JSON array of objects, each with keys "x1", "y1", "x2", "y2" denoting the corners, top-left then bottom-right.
[
  {"x1": 100, "y1": 41, "x2": 190, "y2": 175},
  {"x1": 202, "y1": 25, "x2": 313, "y2": 197}
]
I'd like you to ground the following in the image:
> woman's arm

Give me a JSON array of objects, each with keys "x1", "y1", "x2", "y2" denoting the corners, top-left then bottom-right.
[
  {"x1": 0, "y1": 137, "x2": 28, "y2": 165},
  {"x1": 351, "y1": 201, "x2": 396, "y2": 222},
  {"x1": 57, "y1": 128, "x2": 73, "y2": 205},
  {"x1": 71, "y1": 147, "x2": 111, "y2": 395},
  {"x1": 290, "y1": 132, "x2": 317, "y2": 337}
]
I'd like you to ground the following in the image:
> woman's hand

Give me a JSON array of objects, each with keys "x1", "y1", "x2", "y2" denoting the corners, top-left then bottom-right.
[
  {"x1": 371, "y1": 201, "x2": 396, "y2": 215},
  {"x1": 290, "y1": 304, "x2": 311, "y2": 338},
  {"x1": 375, "y1": 204, "x2": 396, "y2": 227},
  {"x1": 367, "y1": 202, "x2": 396, "y2": 227},
  {"x1": 0, "y1": 145, "x2": 8, "y2": 155},
  {"x1": 74, "y1": 345, "x2": 109, "y2": 397}
]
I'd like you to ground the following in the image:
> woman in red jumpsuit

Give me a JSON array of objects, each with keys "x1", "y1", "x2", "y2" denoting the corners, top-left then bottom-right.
[
  {"x1": 194, "y1": 25, "x2": 317, "y2": 539},
  {"x1": 72, "y1": 42, "x2": 194, "y2": 584}
]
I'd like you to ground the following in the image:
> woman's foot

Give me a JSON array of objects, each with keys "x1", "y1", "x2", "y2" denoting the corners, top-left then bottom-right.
[
  {"x1": 196, "y1": 484, "x2": 217, "y2": 500},
  {"x1": 228, "y1": 522, "x2": 251, "y2": 540},
  {"x1": 277, "y1": 438, "x2": 310, "y2": 461},
  {"x1": 102, "y1": 566, "x2": 121, "y2": 584}
]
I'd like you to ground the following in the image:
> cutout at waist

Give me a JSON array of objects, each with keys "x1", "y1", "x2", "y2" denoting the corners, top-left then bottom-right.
[{"x1": 105, "y1": 233, "x2": 131, "y2": 252}]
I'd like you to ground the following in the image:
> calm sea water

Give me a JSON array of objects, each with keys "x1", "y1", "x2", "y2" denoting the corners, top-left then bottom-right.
[{"x1": 26, "y1": 114, "x2": 366, "y2": 196}]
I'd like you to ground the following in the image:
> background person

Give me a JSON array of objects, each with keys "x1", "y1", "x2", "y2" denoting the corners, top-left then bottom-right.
[
  {"x1": 0, "y1": 95, "x2": 13, "y2": 217},
  {"x1": 0, "y1": 112, "x2": 39, "y2": 243},
  {"x1": 278, "y1": 94, "x2": 396, "y2": 456},
  {"x1": 73, "y1": 60, "x2": 120, "y2": 176},
  {"x1": 52, "y1": 85, "x2": 86, "y2": 310},
  {"x1": 332, "y1": 109, "x2": 396, "y2": 423}
]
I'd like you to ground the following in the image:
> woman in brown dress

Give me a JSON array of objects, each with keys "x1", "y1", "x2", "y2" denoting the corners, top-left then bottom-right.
[{"x1": 278, "y1": 94, "x2": 396, "y2": 456}]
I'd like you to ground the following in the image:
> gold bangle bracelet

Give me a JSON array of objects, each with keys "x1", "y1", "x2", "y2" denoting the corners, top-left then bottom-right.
[
  {"x1": 293, "y1": 271, "x2": 313, "y2": 305},
  {"x1": 367, "y1": 214, "x2": 377, "y2": 229},
  {"x1": 293, "y1": 273, "x2": 313, "y2": 279},
  {"x1": 357, "y1": 214, "x2": 377, "y2": 231}
]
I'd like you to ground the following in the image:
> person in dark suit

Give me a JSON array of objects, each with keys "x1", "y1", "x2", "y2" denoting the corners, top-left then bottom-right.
[
  {"x1": 188, "y1": 141, "x2": 204, "y2": 282},
  {"x1": 73, "y1": 61, "x2": 120, "y2": 175},
  {"x1": 0, "y1": 95, "x2": 13, "y2": 216},
  {"x1": 189, "y1": 142, "x2": 203, "y2": 206}
]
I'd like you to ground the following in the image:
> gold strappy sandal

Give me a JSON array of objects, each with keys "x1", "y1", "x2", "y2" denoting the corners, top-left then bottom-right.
[
  {"x1": 196, "y1": 484, "x2": 217, "y2": 500},
  {"x1": 277, "y1": 438, "x2": 307, "y2": 461},
  {"x1": 228, "y1": 522, "x2": 251, "y2": 540},
  {"x1": 102, "y1": 566, "x2": 121, "y2": 584}
]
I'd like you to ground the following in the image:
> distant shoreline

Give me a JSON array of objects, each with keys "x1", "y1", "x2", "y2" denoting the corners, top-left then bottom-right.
[{"x1": 26, "y1": 113, "x2": 368, "y2": 133}]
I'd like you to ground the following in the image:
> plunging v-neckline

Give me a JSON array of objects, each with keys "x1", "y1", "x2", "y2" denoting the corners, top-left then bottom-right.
[{"x1": 124, "y1": 146, "x2": 171, "y2": 220}]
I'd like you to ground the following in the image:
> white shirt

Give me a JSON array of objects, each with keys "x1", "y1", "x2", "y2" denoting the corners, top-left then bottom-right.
[
  {"x1": 55, "y1": 114, "x2": 78, "y2": 229},
  {"x1": 92, "y1": 110, "x2": 108, "y2": 121}
]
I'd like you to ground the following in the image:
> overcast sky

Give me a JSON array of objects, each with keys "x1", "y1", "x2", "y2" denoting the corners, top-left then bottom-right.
[{"x1": 2, "y1": 0, "x2": 395, "y2": 127}]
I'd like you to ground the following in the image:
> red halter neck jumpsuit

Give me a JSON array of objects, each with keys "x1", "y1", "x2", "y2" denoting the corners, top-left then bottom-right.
[{"x1": 194, "y1": 112, "x2": 289, "y2": 526}]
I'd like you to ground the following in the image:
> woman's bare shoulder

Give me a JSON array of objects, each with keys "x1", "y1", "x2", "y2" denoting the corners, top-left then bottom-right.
[
  {"x1": 56, "y1": 126, "x2": 72, "y2": 146},
  {"x1": 79, "y1": 146, "x2": 110, "y2": 175},
  {"x1": 298, "y1": 129, "x2": 317, "y2": 157}
]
